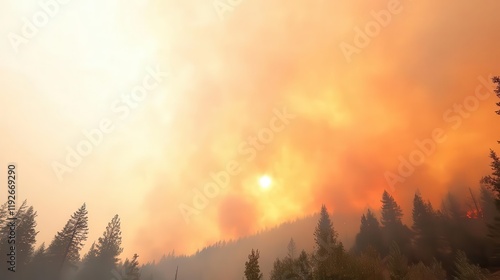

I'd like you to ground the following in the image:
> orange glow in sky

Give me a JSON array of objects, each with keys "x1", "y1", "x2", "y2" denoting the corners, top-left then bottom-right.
[{"x1": 1, "y1": 0, "x2": 500, "y2": 263}]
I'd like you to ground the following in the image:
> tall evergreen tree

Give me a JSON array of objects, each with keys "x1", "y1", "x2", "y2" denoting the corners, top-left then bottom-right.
[
  {"x1": 381, "y1": 191, "x2": 403, "y2": 228},
  {"x1": 96, "y1": 214, "x2": 123, "y2": 265},
  {"x1": 78, "y1": 215, "x2": 123, "y2": 280},
  {"x1": 46, "y1": 203, "x2": 89, "y2": 273},
  {"x1": 312, "y1": 204, "x2": 345, "y2": 279},
  {"x1": 412, "y1": 193, "x2": 450, "y2": 264},
  {"x1": 380, "y1": 191, "x2": 412, "y2": 256},
  {"x1": 16, "y1": 206, "x2": 38, "y2": 271},
  {"x1": 481, "y1": 150, "x2": 500, "y2": 195},
  {"x1": 296, "y1": 250, "x2": 313, "y2": 280},
  {"x1": 482, "y1": 151, "x2": 500, "y2": 265},
  {"x1": 481, "y1": 77, "x2": 500, "y2": 266},
  {"x1": 270, "y1": 241, "x2": 312, "y2": 280},
  {"x1": 244, "y1": 249, "x2": 263, "y2": 280},
  {"x1": 412, "y1": 193, "x2": 435, "y2": 260},
  {"x1": 270, "y1": 258, "x2": 286, "y2": 280},
  {"x1": 353, "y1": 209, "x2": 384, "y2": 255}
]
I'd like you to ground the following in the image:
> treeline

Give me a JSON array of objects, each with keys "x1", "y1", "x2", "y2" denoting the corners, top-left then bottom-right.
[
  {"x1": 241, "y1": 76, "x2": 500, "y2": 280},
  {"x1": 243, "y1": 183, "x2": 498, "y2": 279},
  {"x1": 0, "y1": 203, "x2": 142, "y2": 280},
  {"x1": 244, "y1": 188, "x2": 494, "y2": 280}
]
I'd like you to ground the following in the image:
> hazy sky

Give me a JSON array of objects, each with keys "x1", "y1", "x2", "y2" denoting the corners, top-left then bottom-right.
[{"x1": 1, "y1": 0, "x2": 500, "y2": 262}]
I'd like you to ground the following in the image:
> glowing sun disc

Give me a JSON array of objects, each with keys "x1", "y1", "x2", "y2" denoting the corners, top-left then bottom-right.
[{"x1": 259, "y1": 175, "x2": 272, "y2": 190}]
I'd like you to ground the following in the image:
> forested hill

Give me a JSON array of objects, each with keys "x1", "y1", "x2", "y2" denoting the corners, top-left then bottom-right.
[{"x1": 141, "y1": 212, "x2": 357, "y2": 280}]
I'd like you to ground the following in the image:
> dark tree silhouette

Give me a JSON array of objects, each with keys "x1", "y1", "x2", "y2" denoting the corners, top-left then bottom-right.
[
  {"x1": 270, "y1": 240, "x2": 312, "y2": 280},
  {"x1": 353, "y1": 209, "x2": 384, "y2": 255},
  {"x1": 16, "y1": 206, "x2": 38, "y2": 272},
  {"x1": 123, "y1": 253, "x2": 141, "y2": 280},
  {"x1": 77, "y1": 214, "x2": 123, "y2": 280},
  {"x1": 381, "y1": 191, "x2": 403, "y2": 227},
  {"x1": 244, "y1": 249, "x2": 263, "y2": 280},
  {"x1": 412, "y1": 193, "x2": 440, "y2": 262},
  {"x1": 46, "y1": 203, "x2": 89, "y2": 276},
  {"x1": 380, "y1": 191, "x2": 412, "y2": 256},
  {"x1": 312, "y1": 204, "x2": 346, "y2": 279}
]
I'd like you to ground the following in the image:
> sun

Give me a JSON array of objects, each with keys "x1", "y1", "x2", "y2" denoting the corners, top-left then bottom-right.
[{"x1": 258, "y1": 175, "x2": 272, "y2": 190}]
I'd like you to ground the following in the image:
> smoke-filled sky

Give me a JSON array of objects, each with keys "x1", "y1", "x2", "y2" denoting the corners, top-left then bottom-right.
[{"x1": 1, "y1": 0, "x2": 500, "y2": 262}]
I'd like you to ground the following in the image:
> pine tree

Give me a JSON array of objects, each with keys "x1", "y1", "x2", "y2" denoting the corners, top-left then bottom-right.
[
  {"x1": 481, "y1": 77, "x2": 500, "y2": 266},
  {"x1": 412, "y1": 193, "x2": 435, "y2": 261},
  {"x1": 244, "y1": 249, "x2": 263, "y2": 280},
  {"x1": 271, "y1": 239, "x2": 311, "y2": 280},
  {"x1": 123, "y1": 254, "x2": 141, "y2": 280},
  {"x1": 78, "y1": 215, "x2": 123, "y2": 280},
  {"x1": 46, "y1": 203, "x2": 89, "y2": 273},
  {"x1": 353, "y1": 209, "x2": 384, "y2": 255},
  {"x1": 481, "y1": 150, "x2": 500, "y2": 195},
  {"x1": 380, "y1": 191, "x2": 412, "y2": 256},
  {"x1": 16, "y1": 206, "x2": 38, "y2": 271},
  {"x1": 313, "y1": 204, "x2": 345, "y2": 279},
  {"x1": 296, "y1": 250, "x2": 313, "y2": 280},
  {"x1": 481, "y1": 151, "x2": 500, "y2": 265},
  {"x1": 381, "y1": 191, "x2": 403, "y2": 227},
  {"x1": 412, "y1": 193, "x2": 450, "y2": 263},
  {"x1": 270, "y1": 258, "x2": 290, "y2": 280},
  {"x1": 96, "y1": 214, "x2": 123, "y2": 264}
]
